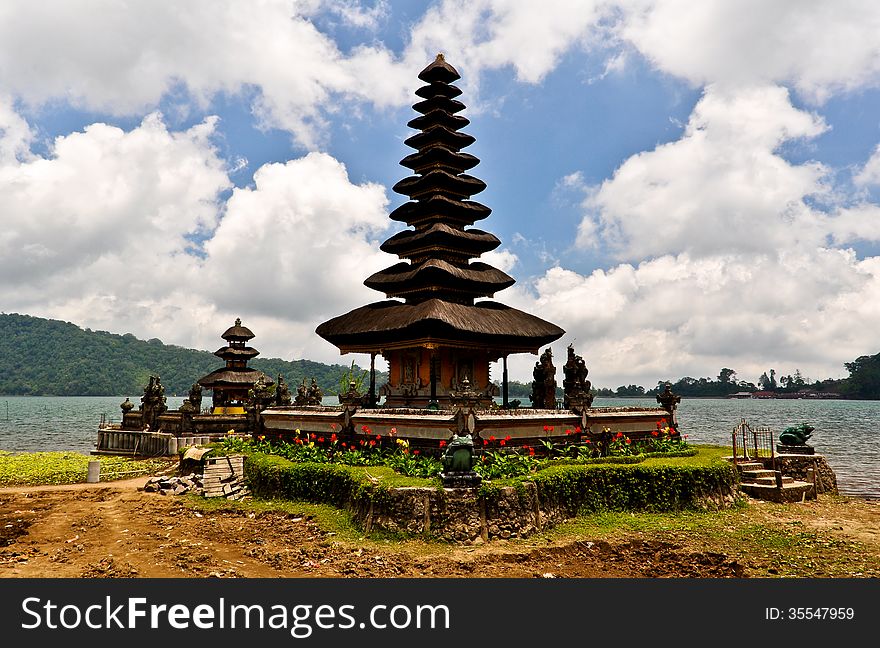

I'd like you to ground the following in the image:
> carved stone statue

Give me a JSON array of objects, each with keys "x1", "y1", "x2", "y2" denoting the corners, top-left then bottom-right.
[
  {"x1": 276, "y1": 374, "x2": 292, "y2": 406},
  {"x1": 656, "y1": 383, "x2": 681, "y2": 432},
  {"x1": 139, "y1": 375, "x2": 167, "y2": 430},
  {"x1": 249, "y1": 375, "x2": 273, "y2": 412},
  {"x1": 779, "y1": 423, "x2": 814, "y2": 447},
  {"x1": 563, "y1": 344, "x2": 594, "y2": 410},
  {"x1": 307, "y1": 378, "x2": 323, "y2": 405},
  {"x1": 120, "y1": 397, "x2": 134, "y2": 414},
  {"x1": 188, "y1": 382, "x2": 203, "y2": 413},
  {"x1": 530, "y1": 348, "x2": 557, "y2": 409},
  {"x1": 294, "y1": 379, "x2": 309, "y2": 406},
  {"x1": 178, "y1": 398, "x2": 196, "y2": 432},
  {"x1": 338, "y1": 380, "x2": 363, "y2": 406},
  {"x1": 440, "y1": 429, "x2": 481, "y2": 487}
]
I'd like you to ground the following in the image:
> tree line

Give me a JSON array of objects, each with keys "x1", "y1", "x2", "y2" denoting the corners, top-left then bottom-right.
[
  {"x1": 504, "y1": 356, "x2": 880, "y2": 400},
  {"x1": 0, "y1": 313, "x2": 383, "y2": 397}
]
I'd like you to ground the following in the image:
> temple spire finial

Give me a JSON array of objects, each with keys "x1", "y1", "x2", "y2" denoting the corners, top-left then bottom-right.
[{"x1": 436, "y1": 52, "x2": 445, "y2": 61}]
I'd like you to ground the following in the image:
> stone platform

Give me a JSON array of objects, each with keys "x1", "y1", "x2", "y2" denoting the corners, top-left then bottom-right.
[{"x1": 259, "y1": 404, "x2": 675, "y2": 452}]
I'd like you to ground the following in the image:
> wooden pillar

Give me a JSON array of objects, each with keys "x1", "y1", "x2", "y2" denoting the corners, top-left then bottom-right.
[
  {"x1": 502, "y1": 355, "x2": 509, "y2": 407},
  {"x1": 369, "y1": 353, "x2": 376, "y2": 408},
  {"x1": 430, "y1": 350, "x2": 437, "y2": 402}
]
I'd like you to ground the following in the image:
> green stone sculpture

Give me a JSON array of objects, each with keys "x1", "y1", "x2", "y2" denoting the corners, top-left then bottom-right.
[
  {"x1": 779, "y1": 423, "x2": 814, "y2": 446},
  {"x1": 442, "y1": 430, "x2": 475, "y2": 472}
]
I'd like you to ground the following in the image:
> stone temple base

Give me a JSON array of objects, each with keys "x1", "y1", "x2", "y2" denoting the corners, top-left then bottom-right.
[
  {"x1": 776, "y1": 444, "x2": 815, "y2": 455},
  {"x1": 440, "y1": 471, "x2": 482, "y2": 488}
]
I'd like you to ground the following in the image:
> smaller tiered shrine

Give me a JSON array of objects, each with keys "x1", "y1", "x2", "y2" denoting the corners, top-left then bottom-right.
[{"x1": 197, "y1": 318, "x2": 273, "y2": 413}]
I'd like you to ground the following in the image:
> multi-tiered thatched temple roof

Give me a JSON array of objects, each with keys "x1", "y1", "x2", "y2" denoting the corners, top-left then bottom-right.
[{"x1": 317, "y1": 54, "x2": 564, "y2": 407}]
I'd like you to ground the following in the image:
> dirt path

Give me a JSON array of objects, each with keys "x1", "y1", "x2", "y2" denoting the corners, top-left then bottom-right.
[{"x1": 1, "y1": 481, "x2": 878, "y2": 578}]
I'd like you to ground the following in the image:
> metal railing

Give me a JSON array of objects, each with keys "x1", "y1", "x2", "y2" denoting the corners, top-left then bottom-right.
[{"x1": 731, "y1": 418, "x2": 776, "y2": 470}]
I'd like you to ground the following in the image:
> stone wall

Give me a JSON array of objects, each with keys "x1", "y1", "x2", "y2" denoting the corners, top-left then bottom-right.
[
  {"x1": 349, "y1": 481, "x2": 739, "y2": 543},
  {"x1": 763, "y1": 454, "x2": 838, "y2": 495}
]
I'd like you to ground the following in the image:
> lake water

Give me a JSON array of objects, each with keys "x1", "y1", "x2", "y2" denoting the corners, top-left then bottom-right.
[{"x1": 0, "y1": 395, "x2": 877, "y2": 498}]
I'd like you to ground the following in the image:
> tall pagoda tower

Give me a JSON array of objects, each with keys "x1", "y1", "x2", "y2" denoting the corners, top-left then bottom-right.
[
  {"x1": 317, "y1": 55, "x2": 564, "y2": 407},
  {"x1": 197, "y1": 318, "x2": 273, "y2": 412}
]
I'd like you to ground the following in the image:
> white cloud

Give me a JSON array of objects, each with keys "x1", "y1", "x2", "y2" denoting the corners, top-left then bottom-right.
[
  {"x1": 500, "y1": 248, "x2": 878, "y2": 387},
  {"x1": 0, "y1": 96, "x2": 34, "y2": 164},
  {"x1": 405, "y1": 0, "x2": 610, "y2": 86},
  {"x1": 579, "y1": 84, "x2": 830, "y2": 260},
  {"x1": 619, "y1": 0, "x2": 880, "y2": 102},
  {"x1": 855, "y1": 144, "x2": 880, "y2": 187},
  {"x1": 0, "y1": 1, "x2": 410, "y2": 147},
  {"x1": 0, "y1": 106, "x2": 394, "y2": 362},
  {"x1": 202, "y1": 152, "x2": 392, "y2": 325}
]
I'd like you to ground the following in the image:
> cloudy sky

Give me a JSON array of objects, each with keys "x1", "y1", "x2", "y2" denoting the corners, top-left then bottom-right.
[{"x1": 3, "y1": 0, "x2": 880, "y2": 389}]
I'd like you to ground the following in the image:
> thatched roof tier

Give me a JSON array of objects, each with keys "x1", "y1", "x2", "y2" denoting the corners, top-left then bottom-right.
[
  {"x1": 380, "y1": 224, "x2": 500, "y2": 258},
  {"x1": 364, "y1": 259, "x2": 514, "y2": 301},
  {"x1": 393, "y1": 170, "x2": 486, "y2": 200},
  {"x1": 389, "y1": 195, "x2": 491, "y2": 225},
  {"x1": 403, "y1": 127, "x2": 475, "y2": 153},
  {"x1": 413, "y1": 95, "x2": 465, "y2": 115},
  {"x1": 221, "y1": 318, "x2": 255, "y2": 341},
  {"x1": 417, "y1": 54, "x2": 461, "y2": 83},
  {"x1": 415, "y1": 82, "x2": 462, "y2": 100},
  {"x1": 197, "y1": 367, "x2": 273, "y2": 389},
  {"x1": 407, "y1": 110, "x2": 469, "y2": 132},
  {"x1": 316, "y1": 299, "x2": 564, "y2": 354},
  {"x1": 400, "y1": 147, "x2": 479, "y2": 173},
  {"x1": 213, "y1": 345, "x2": 260, "y2": 360}
]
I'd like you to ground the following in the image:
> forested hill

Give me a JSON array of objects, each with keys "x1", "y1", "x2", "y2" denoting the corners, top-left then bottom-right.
[{"x1": 0, "y1": 313, "x2": 378, "y2": 397}]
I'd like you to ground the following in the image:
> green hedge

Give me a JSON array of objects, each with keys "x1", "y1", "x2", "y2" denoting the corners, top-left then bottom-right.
[
  {"x1": 244, "y1": 452, "x2": 388, "y2": 509},
  {"x1": 530, "y1": 462, "x2": 738, "y2": 514},
  {"x1": 243, "y1": 450, "x2": 737, "y2": 517}
]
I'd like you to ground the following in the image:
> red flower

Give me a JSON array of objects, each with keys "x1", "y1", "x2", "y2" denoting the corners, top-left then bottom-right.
[
  {"x1": 566, "y1": 429, "x2": 572, "y2": 435},
  {"x1": 309, "y1": 433, "x2": 316, "y2": 440},
  {"x1": 295, "y1": 438, "x2": 303, "y2": 445},
  {"x1": 439, "y1": 440, "x2": 447, "y2": 448},
  {"x1": 575, "y1": 426, "x2": 582, "y2": 433},
  {"x1": 489, "y1": 435, "x2": 496, "y2": 442},
  {"x1": 341, "y1": 442, "x2": 347, "y2": 448},
  {"x1": 625, "y1": 438, "x2": 631, "y2": 445},
  {"x1": 413, "y1": 450, "x2": 420, "y2": 455},
  {"x1": 505, "y1": 435, "x2": 511, "y2": 441},
  {"x1": 318, "y1": 437, "x2": 324, "y2": 443},
  {"x1": 331, "y1": 433, "x2": 337, "y2": 442},
  {"x1": 651, "y1": 430, "x2": 659, "y2": 437},
  {"x1": 390, "y1": 427, "x2": 397, "y2": 436},
  {"x1": 542, "y1": 425, "x2": 550, "y2": 432},
  {"x1": 330, "y1": 423, "x2": 338, "y2": 431},
  {"x1": 500, "y1": 439, "x2": 507, "y2": 446},
  {"x1": 585, "y1": 439, "x2": 591, "y2": 444},
  {"x1": 528, "y1": 447, "x2": 535, "y2": 457},
  {"x1": 369, "y1": 440, "x2": 376, "y2": 447},
  {"x1": 376, "y1": 434, "x2": 381, "y2": 440},
  {"x1": 616, "y1": 431, "x2": 624, "y2": 439}
]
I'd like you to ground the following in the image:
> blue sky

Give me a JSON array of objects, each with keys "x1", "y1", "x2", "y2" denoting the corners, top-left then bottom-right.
[{"x1": 3, "y1": 1, "x2": 880, "y2": 388}]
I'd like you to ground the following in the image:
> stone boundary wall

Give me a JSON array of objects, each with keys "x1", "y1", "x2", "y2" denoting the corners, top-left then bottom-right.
[
  {"x1": 346, "y1": 481, "x2": 739, "y2": 544},
  {"x1": 760, "y1": 454, "x2": 838, "y2": 495}
]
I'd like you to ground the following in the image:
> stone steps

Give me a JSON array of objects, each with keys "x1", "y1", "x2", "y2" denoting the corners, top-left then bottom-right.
[
  {"x1": 726, "y1": 457, "x2": 815, "y2": 502},
  {"x1": 738, "y1": 481, "x2": 816, "y2": 503}
]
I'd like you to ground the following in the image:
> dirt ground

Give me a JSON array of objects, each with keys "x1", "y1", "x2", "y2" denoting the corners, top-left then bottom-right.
[{"x1": 1, "y1": 477, "x2": 879, "y2": 579}]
